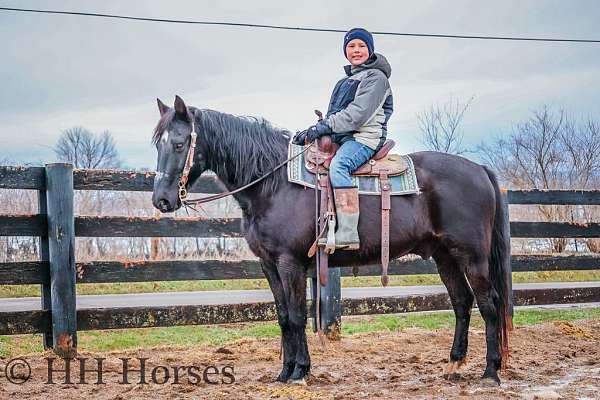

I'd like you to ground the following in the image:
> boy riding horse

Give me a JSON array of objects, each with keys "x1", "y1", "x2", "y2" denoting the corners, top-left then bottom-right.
[{"x1": 293, "y1": 28, "x2": 393, "y2": 250}]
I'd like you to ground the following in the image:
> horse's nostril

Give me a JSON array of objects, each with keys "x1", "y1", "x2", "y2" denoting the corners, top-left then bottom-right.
[{"x1": 158, "y1": 199, "x2": 170, "y2": 212}]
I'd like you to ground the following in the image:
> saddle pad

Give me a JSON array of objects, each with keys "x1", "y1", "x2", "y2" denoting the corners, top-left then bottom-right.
[{"x1": 287, "y1": 143, "x2": 420, "y2": 196}]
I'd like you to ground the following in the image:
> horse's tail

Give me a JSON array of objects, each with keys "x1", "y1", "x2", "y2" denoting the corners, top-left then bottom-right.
[{"x1": 483, "y1": 166, "x2": 513, "y2": 370}]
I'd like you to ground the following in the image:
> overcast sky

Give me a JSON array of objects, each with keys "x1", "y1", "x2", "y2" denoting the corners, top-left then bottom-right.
[{"x1": 1, "y1": 0, "x2": 599, "y2": 169}]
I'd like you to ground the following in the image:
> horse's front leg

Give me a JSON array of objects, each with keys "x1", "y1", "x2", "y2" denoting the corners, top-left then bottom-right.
[
  {"x1": 277, "y1": 254, "x2": 310, "y2": 384},
  {"x1": 261, "y1": 260, "x2": 296, "y2": 382}
]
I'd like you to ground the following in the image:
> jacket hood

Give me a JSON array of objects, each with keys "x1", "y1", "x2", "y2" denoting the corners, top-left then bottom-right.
[{"x1": 344, "y1": 53, "x2": 392, "y2": 78}]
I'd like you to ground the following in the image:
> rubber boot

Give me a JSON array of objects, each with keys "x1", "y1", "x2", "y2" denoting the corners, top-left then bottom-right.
[{"x1": 332, "y1": 187, "x2": 360, "y2": 250}]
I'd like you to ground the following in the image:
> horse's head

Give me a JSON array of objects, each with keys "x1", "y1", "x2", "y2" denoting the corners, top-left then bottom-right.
[{"x1": 151, "y1": 95, "x2": 207, "y2": 213}]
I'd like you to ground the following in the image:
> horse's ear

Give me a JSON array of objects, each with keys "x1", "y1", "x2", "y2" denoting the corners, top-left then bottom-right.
[
  {"x1": 174, "y1": 95, "x2": 189, "y2": 119},
  {"x1": 157, "y1": 98, "x2": 169, "y2": 116}
]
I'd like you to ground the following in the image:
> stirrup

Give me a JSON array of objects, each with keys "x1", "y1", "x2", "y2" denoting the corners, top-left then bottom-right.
[
  {"x1": 316, "y1": 217, "x2": 337, "y2": 254},
  {"x1": 317, "y1": 238, "x2": 360, "y2": 251},
  {"x1": 336, "y1": 242, "x2": 360, "y2": 250}
]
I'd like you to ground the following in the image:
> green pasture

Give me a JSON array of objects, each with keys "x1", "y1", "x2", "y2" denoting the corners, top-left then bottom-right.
[{"x1": 1, "y1": 270, "x2": 600, "y2": 298}]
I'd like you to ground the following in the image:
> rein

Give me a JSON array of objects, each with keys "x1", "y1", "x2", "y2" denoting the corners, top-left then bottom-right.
[{"x1": 177, "y1": 113, "x2": 313, "y2": 207}]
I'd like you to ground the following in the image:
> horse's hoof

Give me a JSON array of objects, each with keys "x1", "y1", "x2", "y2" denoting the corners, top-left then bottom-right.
[
  {"x1": 444, "y1": 359, "x2": 466, "y2": 377},
  {"x1": 276, "y1": 363, "x2": 294, "y2": 383},
  {"x1": 288, "y1": 378, "x2": 307, "y2": 386},
  {"x1": 481, "y1": 366, "x2": 501, "y2": 386},
  {"x1": 480, "y1": 376, "x2": 500, "y2": 386},
  {"x1": 288, "y1": 364, "x2": 310, "y2": 382},
  {"x1": 443, "y1": 372, "x2": 461, "y2": 381}
]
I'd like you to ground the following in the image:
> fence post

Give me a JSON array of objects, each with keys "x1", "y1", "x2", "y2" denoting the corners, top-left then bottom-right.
[
  {"x1": 38, "y1": 176, "x2": 53, "y2": 349},
  {"x1": 45, "y1": 163, "x2": 77, "y2": 357},
  {"x1": 310, "y1": 267, "x2": 342, "y2": 339},
  {"x1": 321, "y1": 267, "x2": 341, "y2": 339}
]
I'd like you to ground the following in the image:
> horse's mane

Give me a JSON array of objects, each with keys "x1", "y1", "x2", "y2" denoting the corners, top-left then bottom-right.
[
  {"x1": 153, "y1": 107, "x2": 292, "y2": 195},
  {"x1": 199, "y1": 109, "x2": 292, "y2": 194}
]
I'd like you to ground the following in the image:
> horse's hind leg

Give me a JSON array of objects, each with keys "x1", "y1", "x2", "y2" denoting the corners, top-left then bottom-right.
[
  {"x1": 434, "y1": 249, "x2": 474, "y2": 378},
  {"x1": 261, "y1": 260, "x2": 296, "y2": 383},
  {"x1": 465, "y1": 260, "x2": 502, "y2": 384},
  {"x1": 277, "y1": 254, "x2": 310, "y2": 384}
]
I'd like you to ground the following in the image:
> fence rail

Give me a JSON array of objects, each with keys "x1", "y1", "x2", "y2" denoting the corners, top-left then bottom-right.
[
  {"x1": 1, "y1": 165, "x2": 600, "y2": 355},
  {"x1": 0, "y1": 166, "x2": 220, "y2": 192},
  {"x1": 5, "y1": 214, "x2": 600, "y2": 239},
  {"x1": 2, "y1": 254, "x2": 600, "y2": 286},
  {"x1": 2, "y1": 286, "x2": 600, "y2": 336},
  {"x1": 4, "y1": 166, "x2": 600, "y2": 201}
]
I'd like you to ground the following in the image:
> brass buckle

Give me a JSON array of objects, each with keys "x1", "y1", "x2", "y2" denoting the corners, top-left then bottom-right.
[{"x1": 178, "y1": 180, "x2": 188, "y2": 201}]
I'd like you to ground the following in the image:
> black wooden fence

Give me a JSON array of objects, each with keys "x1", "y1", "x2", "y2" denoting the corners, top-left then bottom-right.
[{"x1": 1, "y1": 164, "x2": 600, "y2": 357}]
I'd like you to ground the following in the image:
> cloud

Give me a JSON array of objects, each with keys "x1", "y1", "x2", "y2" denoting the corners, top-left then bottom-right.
[{"x1": 1, "y1": 0, "x2": 599, "y2": 167}]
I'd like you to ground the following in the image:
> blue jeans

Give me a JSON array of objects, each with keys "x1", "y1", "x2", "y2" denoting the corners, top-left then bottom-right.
[{"x1": 329, "y1": 140, "x2": 375, "y2": 187}]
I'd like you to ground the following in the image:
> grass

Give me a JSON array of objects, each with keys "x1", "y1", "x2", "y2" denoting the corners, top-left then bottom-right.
[
  {"x1": 1, "y1": 270, "x2": 600, "y2": 298},
  {"x1": 1, "y1": 307, "x2": 600, "y2": 359},
  {"x1": 2, "y1": 268, "x2": 599, "y2": 358},
  {"x1": 343, "y1": 307, "x2": 600, "y2": 335}
]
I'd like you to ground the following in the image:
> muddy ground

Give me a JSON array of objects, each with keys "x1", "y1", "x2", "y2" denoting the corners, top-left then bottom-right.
[{"x1": 1, "y1": 319, "x2": 599, "y2": 399}]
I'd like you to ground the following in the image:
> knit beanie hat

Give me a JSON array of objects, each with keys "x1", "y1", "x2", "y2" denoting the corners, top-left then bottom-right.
[{"x1": 343, "y1": 28, "x2": 374, "y2": 58}]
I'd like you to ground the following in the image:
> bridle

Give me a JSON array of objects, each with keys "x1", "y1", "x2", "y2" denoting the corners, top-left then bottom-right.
[
  {"x1": 177, "y1": 112, "x2": 198, "y2": 203},
  {"x1": 175, "y1": 109, "x2": 313, "y2": 209}
]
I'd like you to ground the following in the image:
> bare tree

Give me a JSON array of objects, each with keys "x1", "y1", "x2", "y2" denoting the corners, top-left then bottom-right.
[
  {"x1": 479, "y1": 106, "x2": 566, "y2": 189},
  {"x1": 560, "y1": 116, "x2": 600, "y2": 189},
  {"x1": 54, "y1": 127, "x2": 121, "y2": 168},
  {"x1": 479, "y1": 106, "x2": 600, "y2": 253},
  {"x1": 418, "y1": 96, "x2": 473, "y2": 155},
  {"x1": 53, "y1": 127, "x2": 122, "y2": 259},
  {"x1": 562, "y1": 116, "x2": 600, "y2": 252}
]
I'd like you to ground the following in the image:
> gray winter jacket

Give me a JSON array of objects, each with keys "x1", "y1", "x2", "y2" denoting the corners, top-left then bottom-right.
[{"x1": 322, "y1": 53, "x2": 393, "y2": 150}]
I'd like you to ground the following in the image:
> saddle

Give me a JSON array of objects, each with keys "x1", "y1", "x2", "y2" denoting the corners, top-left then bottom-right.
[
  {"x1": 308, "y1": 137, "x2": 402, "y2": 288},
  {"x1": 305, "y1": 139, "x2": 408, "y2": 176}
]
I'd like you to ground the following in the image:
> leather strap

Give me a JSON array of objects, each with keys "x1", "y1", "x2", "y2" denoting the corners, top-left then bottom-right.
[
  {"x1": 380, "y1": 170, "x2": 391, "y2": 287},
  {"x1": 178, "y1": 116, "x2": 198, "y2": 202},
  {"x1": 317, "y1": 175, "x2": 330, "y2": 287},
  {"x1": 318, "y1": 246, "x2": 329, "y2": 287},
  {"x1": 324, "y1": 175, "x2": 337, "y2": 254},
  {"x1": 183, "y1": 143, "x2": 312, "y2": 207},
  {"x1": 307, "y1": 222, "x2": 327, "y2": 258}
]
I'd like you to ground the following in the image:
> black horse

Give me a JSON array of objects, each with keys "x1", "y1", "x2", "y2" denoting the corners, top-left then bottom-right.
[{"x1": 151, "y1": 96, "x2": 513, "y2": 385}]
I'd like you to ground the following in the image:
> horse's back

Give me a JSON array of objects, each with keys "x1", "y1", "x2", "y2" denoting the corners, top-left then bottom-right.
[
  {"x1": 409, "y1": 151, "x2": 497, "y2": 255},
  {"x1": 410, "y1": 150, "x2": 495, "y2": 204}
]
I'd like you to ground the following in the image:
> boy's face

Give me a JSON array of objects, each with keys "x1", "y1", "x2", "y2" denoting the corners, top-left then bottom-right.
[{"x1": 345, "y1": 39, "x2": 370, "y2": 66}]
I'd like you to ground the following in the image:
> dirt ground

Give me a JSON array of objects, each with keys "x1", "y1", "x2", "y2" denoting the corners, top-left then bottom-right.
[{"x1": 2, "y1": 320, "x2": 600, "y2": 400}]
